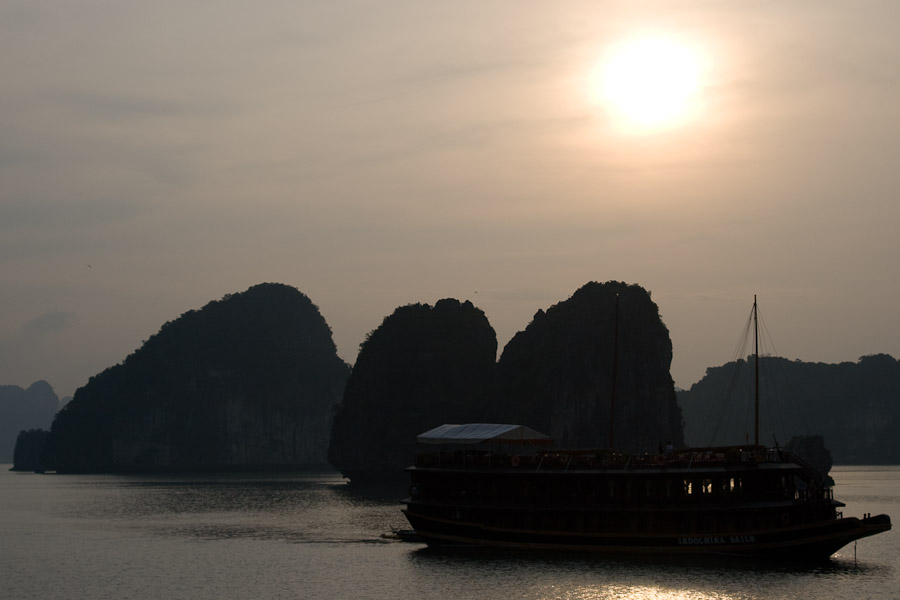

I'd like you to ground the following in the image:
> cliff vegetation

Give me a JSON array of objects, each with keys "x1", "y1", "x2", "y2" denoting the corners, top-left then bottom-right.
[
  {"x1": 491, "y1": 281, "x2": 683, "y2": 452},
  {"x1": 328, "y1": 299, "x2": 496, "y2": 482},
  {"x1": 41, "y1": 283, "x2": 350, "y2": 473},
  {"x1": 328, "y1": 282, "x2": 685, "y2": 481}
]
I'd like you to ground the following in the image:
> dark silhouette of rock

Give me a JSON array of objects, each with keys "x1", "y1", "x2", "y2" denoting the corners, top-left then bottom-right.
[
  {"x1": 785, "y1": 434, "x2": 834, "y2": 487},
  {"x1": 328, "y1": 299, "x2": 496, "y2": 483},
  {"x1": 42, "y1": 283, "x2": 350, "y2": 473},
  {"x1": 678, "y1": 354, "x2": 900, "y2": 464},
  {"x1": 492, "y1": 281, "x2": 684, "y2": 452},
  {"x1": 11, "y1": 429, "x2": 49, "y2": 472},
  {"x1": 0, "y1": 381, "x2": 59, "y2": 463}
]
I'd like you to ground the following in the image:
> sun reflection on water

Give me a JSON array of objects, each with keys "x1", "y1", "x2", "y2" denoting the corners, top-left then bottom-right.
[{"x1": 555, "y1": 585, "x2": 740, "y2": 600}]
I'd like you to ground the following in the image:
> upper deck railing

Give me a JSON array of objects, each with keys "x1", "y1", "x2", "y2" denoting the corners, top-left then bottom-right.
[{"x1": 413, "y1": 445, "x2": 793, "y2": 472}]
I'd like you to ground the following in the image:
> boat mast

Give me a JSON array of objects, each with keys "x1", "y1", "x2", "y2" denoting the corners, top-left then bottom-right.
[
  {"x1": 753, "y1": 294, "x2": 759, "y2": 446},
  {"x1": 609, "y1": 293, "x2": 619, "y2": 450}
]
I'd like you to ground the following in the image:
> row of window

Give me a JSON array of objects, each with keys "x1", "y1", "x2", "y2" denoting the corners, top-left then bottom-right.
[{"x1": 414, "y1": 473, "x2": 804, "y2": 504}]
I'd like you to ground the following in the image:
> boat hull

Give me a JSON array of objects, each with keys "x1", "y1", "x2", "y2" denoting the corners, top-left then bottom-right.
[{"x1": 403, "y1": 508, "x2": 890, "y2": 559}]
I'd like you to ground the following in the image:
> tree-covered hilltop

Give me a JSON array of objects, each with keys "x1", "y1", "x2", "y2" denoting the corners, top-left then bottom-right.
[
  {"x1": 678, "y1": 354, "x2": 900, "y2": 464},
  {"x1": 328, "y1": 299, "x2": 497, "y2": 482},
  {"x1": 491, "y1": 281, "x2": 684, "y2": 453},
  {"x1": 0, "y1": 381, "x2": 58, "y2": 463},
  {"x1": 42, "y1": 283, "x2": 350, "y2": 473}
]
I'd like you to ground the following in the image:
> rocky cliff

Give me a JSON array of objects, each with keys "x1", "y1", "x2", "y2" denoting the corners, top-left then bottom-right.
[
  {"x1": 328, "y1": 299, "x2": 496, "y2": 482},
  {"x1": 328, "y1": 282, "x2": 686, "y2": 483},
  {"x1": 11, "y1": 429, "x2": 49, "y2": 472},
  {"x1": 0, "y1": 381, "x2": 58, "y2": 463},
  {"x1": 42, "y1": 283, "x2": 350, "y2": 473},
  {"x1": 492, "y1": 281, "x2": 684, "y2": 452}
]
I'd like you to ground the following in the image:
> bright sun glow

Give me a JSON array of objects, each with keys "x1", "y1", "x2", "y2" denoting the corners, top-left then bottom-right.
[{"x1": 598, "y1": 36, "x2": 706, "y2": 132}]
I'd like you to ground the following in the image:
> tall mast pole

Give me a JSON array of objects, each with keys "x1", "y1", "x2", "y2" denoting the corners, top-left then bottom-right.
[
  {"x1": 609, "y1": 293, "x2": 619, "y2": 450},
  {"x1": 754, "y1": 294, "x2": 759, "y2": 447}
]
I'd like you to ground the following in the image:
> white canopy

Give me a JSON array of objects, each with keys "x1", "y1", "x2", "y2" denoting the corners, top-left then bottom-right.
[{"x1": 416, "y1": 423, "x2": 552, "y2": 445}]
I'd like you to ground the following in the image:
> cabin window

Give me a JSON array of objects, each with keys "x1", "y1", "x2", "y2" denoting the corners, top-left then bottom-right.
[
  {"x1": 729, "y1": 477, "x2": 742, "y2": 493},
  {"x1": 683, "y1": 479, "x2": 693, "y2": 495},
  {"x1": 701, "y1": 479, "x2": 713, "y2": 495}
]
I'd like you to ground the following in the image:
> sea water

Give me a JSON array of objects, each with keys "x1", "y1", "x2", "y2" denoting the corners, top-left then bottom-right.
[{"x1": 1, "y1": 466, "x2": 898, "y2": 600}]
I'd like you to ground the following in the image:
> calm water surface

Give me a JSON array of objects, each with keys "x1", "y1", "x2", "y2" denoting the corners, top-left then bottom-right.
[{"x1": 2, "y1": 466, "x2": 898, "y2": 600}]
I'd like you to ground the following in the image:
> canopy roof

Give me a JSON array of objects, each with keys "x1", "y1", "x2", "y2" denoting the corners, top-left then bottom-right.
[{"x1": 416, "y1": 423, "x2": 552, "y2": 445}]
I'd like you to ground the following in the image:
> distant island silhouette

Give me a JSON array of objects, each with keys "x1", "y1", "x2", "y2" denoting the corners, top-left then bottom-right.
[
  {"x1": 678, "y1": 353, "x2": 900, "y2": 464},
  {"x1": 1, "y1": 381, "x2": 58, "y2": 463},
  {"x1": 8, "y1": 281, "x2": 900, "y2": 474}
]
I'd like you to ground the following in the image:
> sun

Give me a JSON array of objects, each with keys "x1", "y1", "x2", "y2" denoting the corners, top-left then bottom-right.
[{"x1": 597, "y1": 36, "x2": 706, "y2": 132}]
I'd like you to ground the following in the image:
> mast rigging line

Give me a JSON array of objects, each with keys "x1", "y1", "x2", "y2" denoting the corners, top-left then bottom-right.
[
  {"x1": 700, "y1": 302, "x2": 755, "y2": 446},
  {"x1": 697, "y1": 298, "x2": 808, "y2": 447}
]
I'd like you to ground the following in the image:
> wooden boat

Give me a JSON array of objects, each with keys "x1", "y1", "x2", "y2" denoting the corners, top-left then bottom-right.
[
  {"x1": 402, "y1": 299, "x2": 891, "y2": 558},
  {"x1": 402, "y1": 424, "x2": 890, "y2": 557}
]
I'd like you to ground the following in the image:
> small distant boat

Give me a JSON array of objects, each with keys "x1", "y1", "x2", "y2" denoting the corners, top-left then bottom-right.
[{"x1": 402, "y1": 298, "x2": 891, "y2": 558}]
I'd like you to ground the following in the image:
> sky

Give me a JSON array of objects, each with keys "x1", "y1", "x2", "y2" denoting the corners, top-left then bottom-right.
[{"x1": 2, "y1": 1, "x2": 899, "y2": 400}]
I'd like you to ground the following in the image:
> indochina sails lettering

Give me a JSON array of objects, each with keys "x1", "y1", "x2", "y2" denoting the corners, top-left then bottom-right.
[{"x1": 677, "y1": 535, "x2": 757, "y2": 545}]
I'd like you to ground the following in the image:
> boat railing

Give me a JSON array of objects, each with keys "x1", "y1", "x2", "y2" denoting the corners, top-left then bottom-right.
[
  {"x1": 413, "y1": 445, "x2": 784, "y2": 471},
  {"x1": 779, "y1": 449, "x2": 832, "y2": 490},
  {"x1": 794, "y1": 486, "x2": 835, "y2": 502}
]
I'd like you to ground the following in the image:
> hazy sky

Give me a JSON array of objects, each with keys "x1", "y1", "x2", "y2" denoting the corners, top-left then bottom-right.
[{"x1": 3, "y1": 1, "x2": 899, "y2": 399}]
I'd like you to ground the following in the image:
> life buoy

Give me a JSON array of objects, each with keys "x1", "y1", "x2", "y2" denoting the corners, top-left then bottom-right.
[{"x1": 511, "y1": 455, "x2": 521, "y2": 467}]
